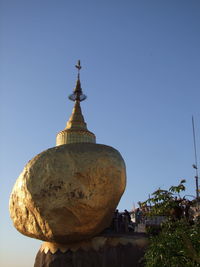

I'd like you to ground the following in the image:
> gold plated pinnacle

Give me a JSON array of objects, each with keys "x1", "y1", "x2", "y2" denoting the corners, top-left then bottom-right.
[{"x1": 56, "y1": 60, "x2": 96, "y2": 145}]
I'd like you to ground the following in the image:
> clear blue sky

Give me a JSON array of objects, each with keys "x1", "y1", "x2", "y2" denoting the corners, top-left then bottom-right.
[{"x1": 0, "y1": 1, "x2": 200, "y2": 266}]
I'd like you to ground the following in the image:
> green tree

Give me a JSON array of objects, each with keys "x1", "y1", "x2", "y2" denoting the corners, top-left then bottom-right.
[{"x1": 142, "y1": 180, "x2": 200, "y2": 267}]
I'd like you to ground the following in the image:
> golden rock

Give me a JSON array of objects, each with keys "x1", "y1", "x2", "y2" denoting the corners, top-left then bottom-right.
[{"x1": 9, "y1": 143, "x2": 126, "y2": 243}]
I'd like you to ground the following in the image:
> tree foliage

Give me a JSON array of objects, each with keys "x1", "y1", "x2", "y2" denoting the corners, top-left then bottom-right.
[{"x1": 142, "y1": 180, "x2": 200, "y2": 267}]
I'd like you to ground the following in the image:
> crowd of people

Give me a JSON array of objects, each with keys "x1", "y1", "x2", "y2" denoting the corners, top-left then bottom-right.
[
  {"x1": 104, "y1": 208, "x2": 144, "y2": 234},
  {"x1": 111, "y1": 209, "x2": 133, "y2": 233},
  {"x1": 102, "y1": 199, "x2": 200, "y2": 235}
]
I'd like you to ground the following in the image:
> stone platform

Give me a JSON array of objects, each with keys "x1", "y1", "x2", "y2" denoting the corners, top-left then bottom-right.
[{"x1": 34, "y1": 233, "x2": 148, "y2": 267}]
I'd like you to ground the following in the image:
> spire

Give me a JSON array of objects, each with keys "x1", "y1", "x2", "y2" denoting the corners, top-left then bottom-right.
[
  {"x1": 68, "y1": 60, "x2": 87, "y2": 102},
  {"x1": 56, "y1": 61, "x2": 96, "y2": 146},
  {"x1": 65, "y1": 101, "x2": 87, "y2": 130}
]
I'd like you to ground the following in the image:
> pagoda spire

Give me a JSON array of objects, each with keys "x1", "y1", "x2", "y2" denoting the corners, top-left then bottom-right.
[
  {"x1": 69, "y1": 60, "x2": 87, "y2": 102},
  {"x1": 56, "y1": 61, "x2": 96, "y2": 146}
]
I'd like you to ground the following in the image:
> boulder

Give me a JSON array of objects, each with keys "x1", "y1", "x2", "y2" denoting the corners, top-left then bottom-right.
[{"x1": 9, "y1": 143, "x2": 126, "y2": 243}]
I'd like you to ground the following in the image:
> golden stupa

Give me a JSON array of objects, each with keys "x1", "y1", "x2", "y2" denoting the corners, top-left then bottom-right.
[{"x1": 9, "y1": 61, "x2": 126, "y2": 243}]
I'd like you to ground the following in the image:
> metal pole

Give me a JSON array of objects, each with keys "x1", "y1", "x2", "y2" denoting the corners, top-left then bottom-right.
[{"x1": 192, "y1": 116, "x2": 199, "y2": 199}]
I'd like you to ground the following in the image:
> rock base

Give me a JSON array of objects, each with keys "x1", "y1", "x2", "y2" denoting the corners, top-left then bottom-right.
[{"x1": 34, "y1": 234, "x2": 148, "y2": 267}]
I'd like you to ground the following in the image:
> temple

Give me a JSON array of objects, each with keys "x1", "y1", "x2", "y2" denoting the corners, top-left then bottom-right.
[{"x1": 9, "y1": 61, "x2": 147, "y2": 267}]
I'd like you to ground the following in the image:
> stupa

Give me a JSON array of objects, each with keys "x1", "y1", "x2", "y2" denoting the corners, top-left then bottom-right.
[{"x1": 9, "y1": 62, "x2": 148, "y2": 266}]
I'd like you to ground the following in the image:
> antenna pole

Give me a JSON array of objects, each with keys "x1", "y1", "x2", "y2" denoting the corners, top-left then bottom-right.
[{"x1": 192, "y1": 116, "x2": 199, "y2": 199}]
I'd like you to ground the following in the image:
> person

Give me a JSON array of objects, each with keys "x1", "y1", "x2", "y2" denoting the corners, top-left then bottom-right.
[
  {"x1": 135, "y1": 208, "x2": 142, "y2": 224},
  {"x1": 122, "y1": 209, "x2": 131, "y2": 233},
  {"x1": 118, "y1": 212, "x2": 124, "y2": 232},
  {"x1": 113, "y1": 209, "x2": 119, "y2": 233},
  {"x1": 124, "y1": 209, "x2": 131, "y2": 223}
]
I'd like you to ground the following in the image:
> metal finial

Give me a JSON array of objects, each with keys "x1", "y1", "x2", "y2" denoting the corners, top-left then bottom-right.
[
  {"x1": 75, "y1": 60, "x2": 82, "y2": 72},
  {"x1": 68, "y1": 60, "x2": 87, "y2": 102},
  {"x1": 75, "y1": 60, "x2": 82, "y2": 80}
]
